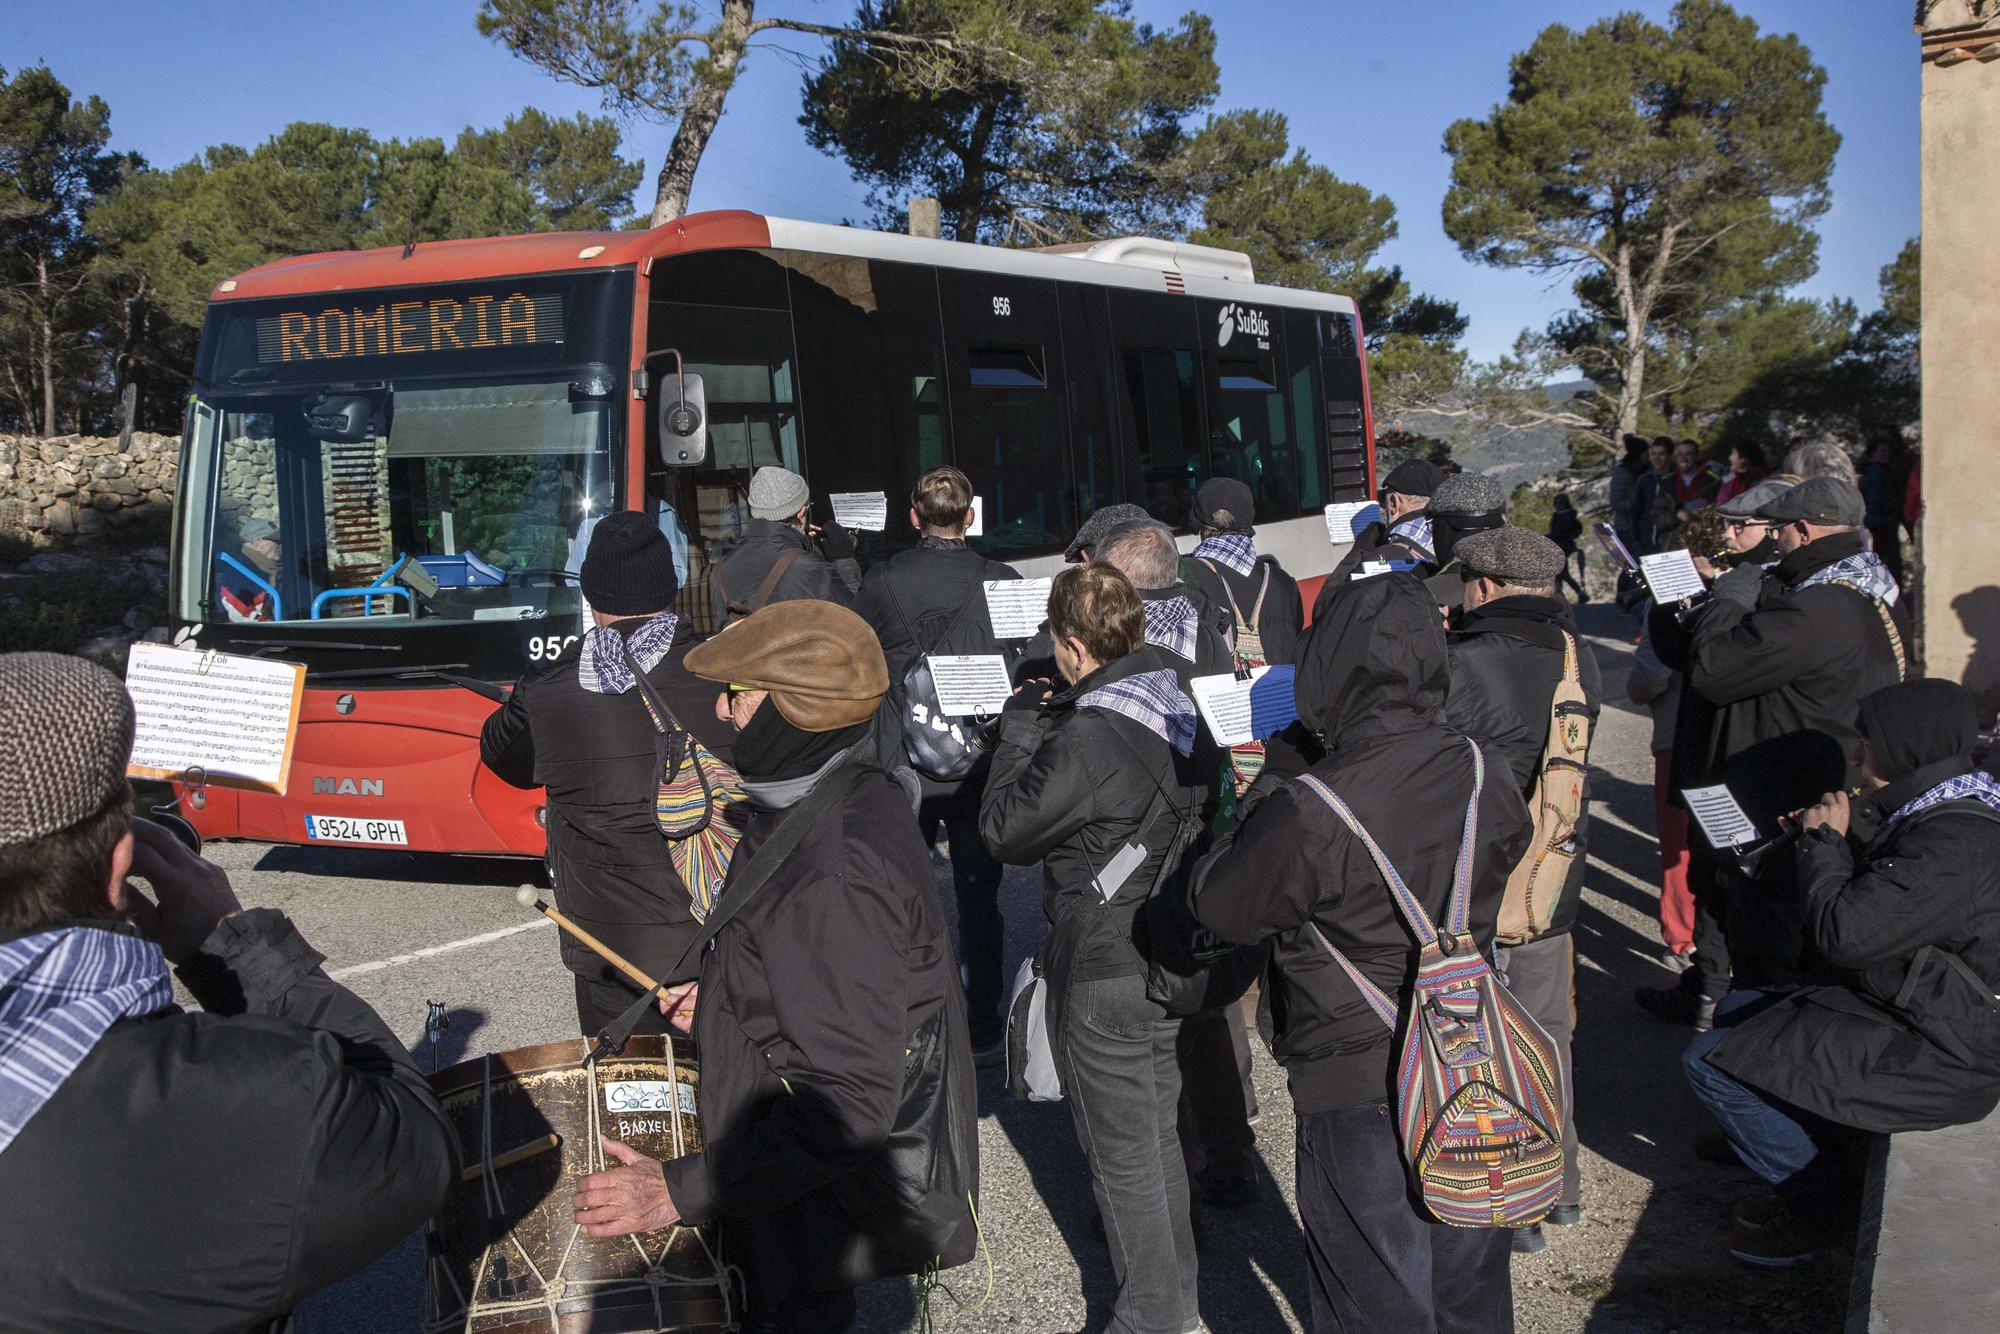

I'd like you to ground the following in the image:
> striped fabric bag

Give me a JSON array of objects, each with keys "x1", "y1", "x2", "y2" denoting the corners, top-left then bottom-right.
[
  {"x1": 1295, "y1": 738, "x2": 1566, "y2": 1229},
  {"x1": 624, "y1": 645, "x2": 746, "y2": 923}
]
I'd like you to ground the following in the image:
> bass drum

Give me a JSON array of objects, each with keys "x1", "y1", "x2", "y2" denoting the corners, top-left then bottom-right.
[{"x1": 425, "y1": 1036, "x2": 740, "y2": 1332}]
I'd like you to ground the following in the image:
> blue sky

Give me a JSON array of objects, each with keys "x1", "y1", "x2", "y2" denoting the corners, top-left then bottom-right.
[{"x1": 6, "y1": 1, "x2": 1919, "y2": 362}]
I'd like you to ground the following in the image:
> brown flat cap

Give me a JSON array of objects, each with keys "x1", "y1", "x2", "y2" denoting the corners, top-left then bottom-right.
[
  {"x1": 0, "y1": 652, "x2": 135, "y2": 844},
  {"x1": 684, "y1": 600, "x2": 888, "y2": 733}
]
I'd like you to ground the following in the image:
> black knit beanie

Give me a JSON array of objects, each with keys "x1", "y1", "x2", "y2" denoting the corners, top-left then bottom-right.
[{"x1": 580, "y1": 512, "x2": 678, "y2": 615}]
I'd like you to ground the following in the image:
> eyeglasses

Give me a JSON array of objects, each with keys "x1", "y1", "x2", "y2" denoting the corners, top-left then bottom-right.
[{"x1": 1725, "y1": 518, "x2": 1769, "y2": 531}]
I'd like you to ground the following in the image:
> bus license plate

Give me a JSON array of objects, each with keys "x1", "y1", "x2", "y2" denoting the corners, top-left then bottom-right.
[{"x1": 304, "y1": 814, "x2": 408, "y2": 846}]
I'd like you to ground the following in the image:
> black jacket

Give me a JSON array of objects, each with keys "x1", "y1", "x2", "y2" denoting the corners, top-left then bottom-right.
[
  {"x1": 480, "y1": 616, "x2": 736, "y2": 988},
  {"x1": 1323, "y1": 520, "x2": 1435, "y2": 611},
  {"x1": 1676, "y1": 532, "x2": 1905, "y2": 789},
  {"x1": 861, "y1": 539, "x2": 1023, "y2": 799},
  {"x1": 1186, "y1": 553, "x2": 1305, "y2": 667},
  {"x1": 1709, "y1": 770, "x2": 2000, "y2": 1134},
  {"x1": 982, "y1": 646, "x2": 1199, "y2": 982},
  {"x1": 1445, "y1": 595, "x2": 1602, "y2": 938},
  {"x1": 0, "y1": 911, "x2": 458, "y2": 1332},
  {"x1": 1190, "y1": 574, "x2": 1531, "y2": 1113},
  {"x1": 711, "y1": 518, "x2": 862, "y2": 628},
  {"x1": 659, "y1": 760, "x2": 975, "y2": 1303}
]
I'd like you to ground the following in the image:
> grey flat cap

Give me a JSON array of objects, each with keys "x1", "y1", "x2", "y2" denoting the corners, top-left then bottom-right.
[
  {"x1": 748, "y1": 466, "x2": 811, "y2": 521},
  {"x1": 1454, "y1": 525, "x2": 1568, "y2": 585},
  {"x1": 1716, "y1": 477, "x2": 1796, "y2": 519},
  {"x1": 0, "y1": 652, "x2": 135, "y2": 844},
  {"x1": 1758, "y1": 475, "x2": 1865, "y2": 527},
  {"x1": 1066, "y1": 503, "x2": 1149, "y2": 562},
  {"x1": 1430, "y1": 473, "x2": 1505, "y2": 516}
]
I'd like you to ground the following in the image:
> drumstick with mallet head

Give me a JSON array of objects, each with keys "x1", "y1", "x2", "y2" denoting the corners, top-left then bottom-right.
[{"x1": 516, "y1": 887, "x2": 690, "y2": 1019}]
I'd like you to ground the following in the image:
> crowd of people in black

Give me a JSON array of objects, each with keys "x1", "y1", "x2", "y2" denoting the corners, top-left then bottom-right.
[{"x1": 3, "y1": 439, "x2": 1994, "y2": 1333}]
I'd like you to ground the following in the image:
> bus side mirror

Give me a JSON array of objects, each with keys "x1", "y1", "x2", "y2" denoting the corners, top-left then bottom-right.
[{"x1": 658, "y1": 372, "x2": 707, "y2": 468}]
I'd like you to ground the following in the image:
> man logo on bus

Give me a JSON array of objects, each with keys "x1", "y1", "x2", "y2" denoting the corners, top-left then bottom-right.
[
  {"x1": 1217, "y1": 303, "x2": 1270, "y2": 348},
  {"x1": 313, "y1": 776, "x2": 385, "y2": 797}
]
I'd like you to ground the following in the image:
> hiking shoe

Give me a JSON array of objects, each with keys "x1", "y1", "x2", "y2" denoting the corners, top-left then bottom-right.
[
  {"x1": 1546, "y1": 1203, "x2": 1583, "y2": 1227},
  {"x1": 1511, "y1": 1224, "x2": 1547, "y2": 1254},
  {"x1": 1731, "y1": 1191, "x2": 1785, "y2": 1231},
  {"x1": 1660, "y1": 949, "x2": 1695, "y2": 975},
  {"x1": 1727, "y1": 1211, "x2": 1819, "y2": 1267},
  {"x1": 1200, "y1": 1172, "x2": 1260, "y2": 1210},
  {"x1": 971, "y1": 1032, "x2": 1007, "y2": 1069}
]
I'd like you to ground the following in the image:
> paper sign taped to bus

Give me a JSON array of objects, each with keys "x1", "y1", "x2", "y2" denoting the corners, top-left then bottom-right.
[
  {"x1": 926, "y1": 654, "x2": 1014, "y2": 718},
  {"x1": 124, "y1": 643, "x2": 305, "y2": 794},
  {"x1": 1324, "y1": 501, "x2": 1383, "y2": 543},
  {"x1": 829, "y1": 491, "x2": 889, "y2": 531},
  {"x1": 984, "y1": 578, "x2": 1052, "y2": 640}
]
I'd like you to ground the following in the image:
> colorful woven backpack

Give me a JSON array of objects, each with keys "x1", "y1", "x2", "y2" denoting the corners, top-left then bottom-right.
[
  {"x1": 1295, "y1": 738, "x2": 1566, "y2": 1229},
  {"x1": 622, "y1": 643, "x2": 745, "y2": 923}
]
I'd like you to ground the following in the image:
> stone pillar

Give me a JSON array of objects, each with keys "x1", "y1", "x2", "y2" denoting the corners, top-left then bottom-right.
[{"x1": 1917, "y1": 2, "x2": 2000, "y2": 708}]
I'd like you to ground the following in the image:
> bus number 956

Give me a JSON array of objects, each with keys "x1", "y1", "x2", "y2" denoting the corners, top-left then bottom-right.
[{"x1": 528, "y1": 634, "x2": 578, "y2": 662}]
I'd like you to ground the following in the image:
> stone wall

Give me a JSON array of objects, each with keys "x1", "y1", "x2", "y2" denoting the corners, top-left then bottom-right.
[{"x1": 0, "y1": 432, "x2": 179, "y2": 543}]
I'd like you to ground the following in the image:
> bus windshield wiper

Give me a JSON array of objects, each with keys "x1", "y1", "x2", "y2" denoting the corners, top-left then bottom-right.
[
  {"x1": 306, "y1": 663, "x2": 506, "y2": 703},
  {"x1": 220, "y1": 637, "x2": 401, "y2": 657}
]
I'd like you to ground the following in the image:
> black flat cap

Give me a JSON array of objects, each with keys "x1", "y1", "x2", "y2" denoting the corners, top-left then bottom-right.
[
  {"x1": 1192, "y1": 478, "x2": 1255, "y2": 535},
  {"x1": 1066, "y1": 503, "x2": 1149, "y2": 562},
  {"x1": 1380, "y1": 459, "x2": 1443, "y2": 499},
  {"x1": 1757, "y1": 475, "x2": 1864, "y2": 527}
]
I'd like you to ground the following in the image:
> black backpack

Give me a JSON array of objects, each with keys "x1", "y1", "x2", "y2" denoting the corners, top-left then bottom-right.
[{"x1": 882, "y1": 564, "x2": 1017, "y2": 782}]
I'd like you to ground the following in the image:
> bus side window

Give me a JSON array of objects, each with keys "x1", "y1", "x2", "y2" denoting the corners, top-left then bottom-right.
[
  {"x1": 939, "y1": 270, "x2": 1074, "y2": 560},
  {"x1": 1106, "y1": 289, "x2": 1207, "y2": 530}
]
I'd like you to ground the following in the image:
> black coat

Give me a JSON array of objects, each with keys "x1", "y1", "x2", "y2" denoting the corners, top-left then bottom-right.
[
  {"x1": 1186, "y1": 553, "x2": 1304, "y2": 667},
  {"x1": 1679, "y1": 532, "x2": 1905, "y2": 788},
  {"x1": 480, "y1": 616, "x2": 736, "y2": 988},
  {"x1": 1322, "y1": 520, "x2": 1435, "y2": 613},
  {"x1": 659, "y1": 761, "x2": 974, "y2": 1304},
  {"x1": 982, "y1": 646, "x2": 1199, "y2": 982},
  {"x1": 1190, "y1": 574, "x2": 1531, "y2": 1112},
  {"x1": 710, "y1": 518, "x2": 862, "y2": 628},
  {"x1": 1444, "y1": 595, "x2": 1602, "y2": 938},
  {"x1": 860, "y1": 539, "x2": 1023, "y2": 801},
  {"x1": 1708, "y1": 773, "x2": 2000, "y2": 1133},
  {"x1": 0, "y1": 911, "x2": 458, "y2": 1332}
]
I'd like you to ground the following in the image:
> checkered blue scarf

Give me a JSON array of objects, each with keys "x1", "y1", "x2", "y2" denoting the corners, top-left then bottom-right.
[
  {"x1": 1142, "y1": 595, "x2": 1201, "y2": 664},
  {"x1": 1192, "y1": 533, "x2": 1257, "y2": 577},
  {"x1": 1079, "y1": 666, "x2": 1197, "y2": 757},
  {"x1": 578, "y1": 612, "x2": 680, "y2": 695},
  {"x1": 1798, "y1": 550, "x2": 1899, "y2": 606},
  {"x1": 1, "y1": 926, "x2": 173, "y2": 1153},
  {"x1": 1883, "y1": 771, "x2": 2000, "y2": 839},
  {"x1": 1389, "y1": 513, "x2": 1435, "y2": 561}
]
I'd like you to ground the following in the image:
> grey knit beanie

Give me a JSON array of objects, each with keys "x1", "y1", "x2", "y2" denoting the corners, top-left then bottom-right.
[
  {"x1": 748, "y1": 466, "x2": 811, "y2": 522},
  {"x1": 0, "y1": 653, "x2": 135, "y2": 844}
]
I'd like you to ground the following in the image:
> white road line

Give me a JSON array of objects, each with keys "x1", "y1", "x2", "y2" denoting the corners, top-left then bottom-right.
[
  {"x1": 1593, "y1": 804, "x2": 1660, "y2": 846},
  {"x1": 329, "y1": 917, "x2": 552, "y2": 980}
]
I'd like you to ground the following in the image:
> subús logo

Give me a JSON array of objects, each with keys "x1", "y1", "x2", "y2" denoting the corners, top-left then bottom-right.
[{"x1": 1216, "y1": 303, "x2": 1270, "y2": 348}]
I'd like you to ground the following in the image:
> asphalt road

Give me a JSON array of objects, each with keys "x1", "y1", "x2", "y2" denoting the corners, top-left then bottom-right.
[{"x1": 210, "y1": 604, "x2": 1846, "y2": 1333}]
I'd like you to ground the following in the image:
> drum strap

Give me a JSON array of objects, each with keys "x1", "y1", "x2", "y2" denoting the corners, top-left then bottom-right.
[{"x1": 590, "y1": 752, "x2": 872, "y2": 1061}]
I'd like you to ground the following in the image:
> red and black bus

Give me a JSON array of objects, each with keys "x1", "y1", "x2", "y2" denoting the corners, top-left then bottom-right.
[{"x1": 169, "y1": 211, "x2": 1377, "y2": 855}]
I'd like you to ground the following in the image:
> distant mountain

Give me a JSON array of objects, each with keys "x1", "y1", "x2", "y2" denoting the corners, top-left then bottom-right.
[{"x1": 1405, "y1": 378, "x2": 1593, "y2": 489}]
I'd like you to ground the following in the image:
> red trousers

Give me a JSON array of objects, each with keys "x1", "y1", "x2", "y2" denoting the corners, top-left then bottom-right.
[{"x1": 1654, "y1": 748, "x2": 1695, "y2": 952}]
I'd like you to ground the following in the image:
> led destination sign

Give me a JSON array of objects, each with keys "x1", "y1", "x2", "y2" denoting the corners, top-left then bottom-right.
[{"x1": 255, "y1": 290, "x2": 564, "y2": 364}]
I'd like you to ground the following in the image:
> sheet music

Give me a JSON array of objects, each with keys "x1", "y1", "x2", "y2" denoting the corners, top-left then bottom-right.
[
  {"x1": 1640, "y1": 549, "x2": 1708, "y2": 603},
  {"x1": 926, "y1": 654, "x2": 1014, "y2": 717},
  {"x1": 1683, "y1": 784, "x2": 1761, "y2": 849},
  {"x1": 828, "y1": 491, "x2": 888, "y2": 531},
  {"x1": 1324, "y1": 501, "x2": 1384, "y2": 543},
  {"x1": 983, "y1": 578, "x2": 1051, "y2": 640},
  {"x1": 125, "y1": 644, "x2": 305, "y2": 793}
]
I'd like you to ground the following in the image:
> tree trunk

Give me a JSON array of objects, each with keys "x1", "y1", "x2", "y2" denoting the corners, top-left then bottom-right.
[
  {"x1": 951, "y1": 103, "x2": 999, "y2": 241},
  {"x1": 36, "y1": 253, "x2": 55, "y2": 438},
  {"x1": 650, "y1": 0, "x2": 757, "y2": 225}
]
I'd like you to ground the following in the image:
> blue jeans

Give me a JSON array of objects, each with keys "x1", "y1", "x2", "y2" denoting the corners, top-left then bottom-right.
[{"x1": 1683, "y1": 990, "x2": 1839, "y2": 1207}]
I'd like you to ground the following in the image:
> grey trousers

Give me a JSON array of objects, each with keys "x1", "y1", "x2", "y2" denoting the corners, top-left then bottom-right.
[
  {"x1": 1496, "y1": 933, "x2": 1580, "y2": 1207},
  {"x1": 1057, "y1": 972, "x2": 1201, "y2": 1334}
]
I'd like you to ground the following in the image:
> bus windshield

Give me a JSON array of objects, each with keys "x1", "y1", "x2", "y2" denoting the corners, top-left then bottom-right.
[{"x1": 174, "y1": 272, "x2": 630, "y2": 670}]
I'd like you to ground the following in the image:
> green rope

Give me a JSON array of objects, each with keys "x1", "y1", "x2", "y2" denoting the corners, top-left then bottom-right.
[{"x1": 912, "y1": 1194, "x2": 994, "y2": 1330}]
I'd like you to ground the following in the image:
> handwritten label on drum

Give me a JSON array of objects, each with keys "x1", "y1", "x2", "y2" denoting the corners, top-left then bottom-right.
[{"x1": 604, "y1": 1080, "x2": 698, "y2": 1117}]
